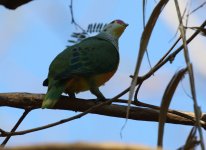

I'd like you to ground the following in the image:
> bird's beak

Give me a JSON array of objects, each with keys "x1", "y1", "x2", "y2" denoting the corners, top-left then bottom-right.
[{"x1": 124, "y1": 23, "x2": 129, "y2": 27}]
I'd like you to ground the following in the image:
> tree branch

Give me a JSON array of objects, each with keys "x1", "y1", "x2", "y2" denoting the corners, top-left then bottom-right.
[
  {"x1": 0, "y1": 0, "x2": 33, "y2": 10},
  {"x1": 1, "y1": 92, "x2": 206, "y2": 132}
]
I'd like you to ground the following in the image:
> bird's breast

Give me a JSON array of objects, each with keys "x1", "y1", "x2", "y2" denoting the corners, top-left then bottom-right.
[
  {"x1": 93, "y1": 70, "x2": 116, "y2": 87},
  {"x1": 65, "y1": 70, "x2": 117, "y2": 94}
]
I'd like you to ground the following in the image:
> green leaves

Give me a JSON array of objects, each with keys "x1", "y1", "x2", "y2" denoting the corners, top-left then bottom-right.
[
  {"x1": 87, "y1": 23, "x2": 107, "y2": 33},
  {"x1": 158, "y1": 68, "x2": 188, "y2": 147},
  {"x1": 68, "y1": 23, "x2": 107, "y2": 44},
  {"x1": 68, "y1": 32, "x2": 87, "y2": 44}
]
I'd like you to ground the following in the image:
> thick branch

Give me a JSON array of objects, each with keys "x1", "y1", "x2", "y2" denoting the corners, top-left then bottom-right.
[{"x1": 0, "y1": 93, "x2": 206, "y2": 128}]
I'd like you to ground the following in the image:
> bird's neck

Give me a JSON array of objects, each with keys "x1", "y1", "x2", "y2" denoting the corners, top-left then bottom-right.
[{"x1": 96, "y1": 32, "x2": 119, "y2": 50}]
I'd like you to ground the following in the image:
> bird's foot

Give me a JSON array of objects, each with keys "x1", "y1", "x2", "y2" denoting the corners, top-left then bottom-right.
[
  {"x1": 97, "y1": 96, "x2": 107, "y2": 102},
  {"x1": 91, "y1": 97, "x2": 106, "y2": 104},
  {"x1": 97, "y1": 94, "x2": 107, "y2": 101},
  {"x1": 68, "y1": 93, "x2": 76, "y2": 98}
]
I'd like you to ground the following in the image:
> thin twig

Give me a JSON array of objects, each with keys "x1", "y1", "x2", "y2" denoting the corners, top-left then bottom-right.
[
  {"x1": 189, "y1": 1, "x2": 206, "y2": 15},
  {"x1": 141, "y1": 20, "x2": 206, "y2": 82},
  {"x1": 174, "y1": 0, "x2": 205, "y2": 149},
  {"x1": 145, "y1": 50, "x2": 153, "y2": 71},
  {"x1": 1, "y1": 109, "x2": 31, "y2": 147},
  {"x1": 116, "y1": 99, "x2": 205, "y2": 127},
  {"x1": 143, "y1": 0, "x2": 147, "y2": 28},
  {"x1": 131, "y1": 75, "x2": 203, "y2": 127},
  {"x1": 155, "y1": 37, "x2": 181, "y2": 67},
  {"x1": 69, "y1": 0, "x2": 85, "y2": 31}
]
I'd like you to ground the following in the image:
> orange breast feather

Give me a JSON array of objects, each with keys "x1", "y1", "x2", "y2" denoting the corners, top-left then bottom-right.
[{"x1": 65, "y1": 70, "x2": 116, "y2": 94}]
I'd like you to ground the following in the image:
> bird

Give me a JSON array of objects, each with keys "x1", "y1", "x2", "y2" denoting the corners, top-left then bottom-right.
[{"x1": 42, "y1": 19, "x2": 128, "y2": 108}]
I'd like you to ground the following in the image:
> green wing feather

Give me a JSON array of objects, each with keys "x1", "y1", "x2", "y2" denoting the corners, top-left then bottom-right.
[
  {"x1": 42, "y1": 37, "x2": 119, "y2": 108},
  {"x1": 49, "y1": 37, "x2": 119, "y2": 82}
]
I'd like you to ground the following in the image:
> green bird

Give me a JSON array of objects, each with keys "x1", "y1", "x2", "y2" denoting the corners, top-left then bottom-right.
[{"x1": 42, "y1": 20, "x2": 128, "y2": 108}]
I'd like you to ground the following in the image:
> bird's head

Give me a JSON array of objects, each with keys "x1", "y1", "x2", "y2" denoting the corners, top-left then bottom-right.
[{"x1": 102, "y1": 20, "x2": 128, "y2": 39}]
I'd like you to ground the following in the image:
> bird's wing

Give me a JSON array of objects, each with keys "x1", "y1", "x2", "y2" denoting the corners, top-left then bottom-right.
[{"x1": 48, "y1": 37, "x2": 119, "y2": 82}]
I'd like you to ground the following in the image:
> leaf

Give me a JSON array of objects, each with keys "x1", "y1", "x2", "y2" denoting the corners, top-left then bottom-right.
[
  {"x1": 157, "y1": 68, "x2": 188, "y2": 147},
  {"x1": 93, "y1": 23, "x2": 97, "y2": 32},
  {"x1": 103, "y1": 24, "x2": 107, "y2": 29},
  {"x1": 69, "y1": 23, "x2": 107, "y2": 44},
  {"x1": 127, "y1": 0, "x2": 169, "y2": 121},
  {"x1": 96, "y1": 23, "x2": 101, "y2": 32},
  {"x1": 142, "y1": 0, "x2": 153, "y2": 72},
  {"x1": 87, "y1": 24, "x2": 92, "y2": 33},
  {"x1": 71, "y1": 32, "x2": 86, "y2": 39},
  {"x1": 68, "y1": 40, "x2": 78, "y2": 44},
  {"x1": 86, "y1": 23, "x2": 107, "y2": 33}
]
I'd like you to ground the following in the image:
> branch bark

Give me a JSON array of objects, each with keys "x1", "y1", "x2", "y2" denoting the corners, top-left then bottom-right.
[
  {"x1": 1, "y1": 92, "x2": 206, "y2": 128},
  {"x1": 0, "y1": 0, "x2": 33, "y2": 10}
]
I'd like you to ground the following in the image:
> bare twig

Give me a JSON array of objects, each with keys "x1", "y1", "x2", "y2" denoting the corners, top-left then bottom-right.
[
  {"x1": 1, "y1": 109, "x2": 31, "y2": 147},
  {"x1": 189, "y1": 1, "x2": 206, "y2": 15},
  {"x1": 141, "y1": 20, "x2": 206, "y2": 82},
  {"x1": 69, "y1": 0, "x2": 85, "y2": 31},
  {"x1": 118, "y1": 99, "x2": 204, "y2": 126},
  {"x1": 174, "y1": 0, "x2": 204, "y2": 149},
  {"x1": 142, "y1": 0, "x2": 147, "y2": 28},
  {"x1": 155, "y1": 37, "x2": 181, "y2": 67},
  {"x1": 134, "y1": 81, "x2": 143, "y2": 102},
  {"x1": 142, "y1": 1, "x2": 153, "y2": 72}
]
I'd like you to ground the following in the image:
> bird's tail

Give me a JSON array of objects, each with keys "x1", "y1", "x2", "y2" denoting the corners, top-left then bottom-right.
[{"x1": 42, "y1": 85, "x2": 64, "y2": 109}]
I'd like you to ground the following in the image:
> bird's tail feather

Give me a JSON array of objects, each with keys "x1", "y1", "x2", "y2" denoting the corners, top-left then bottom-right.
[{"x1": 42, "y1": 85, "x2": 64, "y2": 109}]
